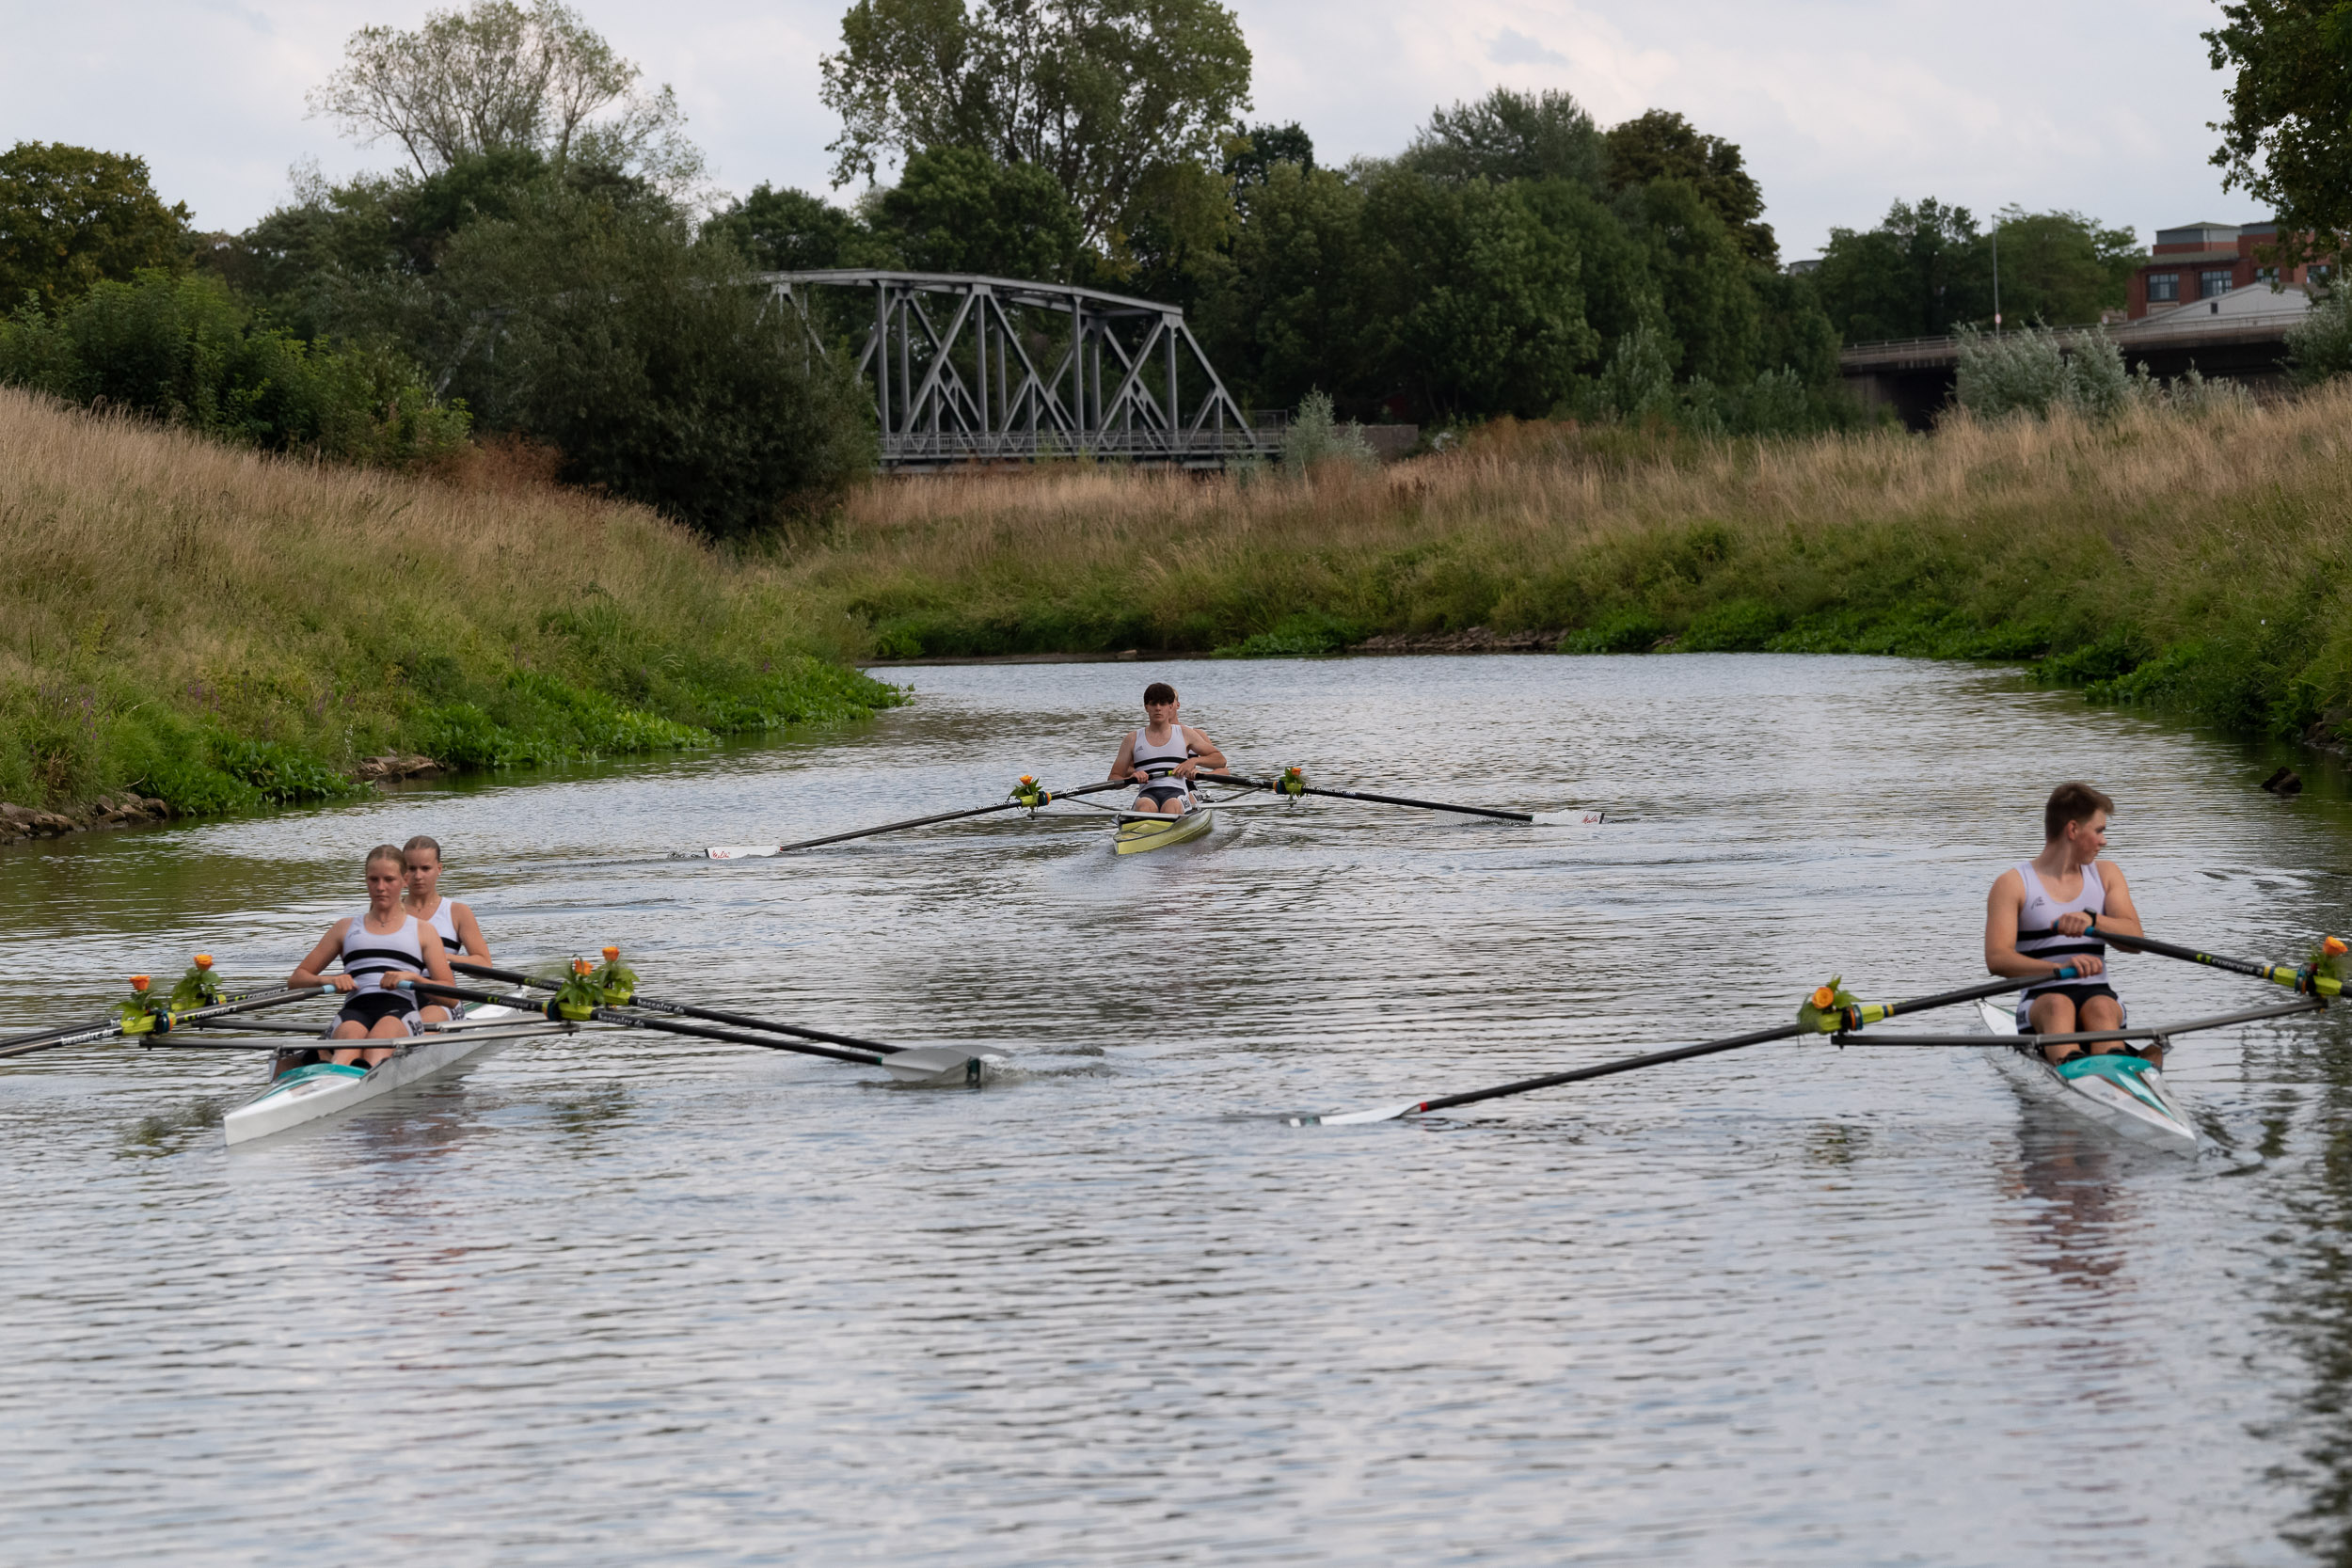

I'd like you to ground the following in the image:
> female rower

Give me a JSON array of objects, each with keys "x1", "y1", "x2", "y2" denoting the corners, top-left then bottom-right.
[
  {"x1": 290, "y1": 844, "x2": 456, "y2": 1069},
  {"x1": 401, "y1": 834, "x2": 491, "y2": 1024}
]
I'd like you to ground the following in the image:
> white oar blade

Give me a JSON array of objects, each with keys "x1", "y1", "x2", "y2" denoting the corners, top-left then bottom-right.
[
  {"x1": 701, "y1": 845, "x2": 783, "y2": 860},
  {"x1": 1286, "y1": 1101, "x2": 1420, "y2": 1127},
  {"x1": 880, "y1": 1047, "x2": 994, "y2": 1085},
  {"x1": 1530, "y1": 810, "x2": 1607, "y2": 826}
]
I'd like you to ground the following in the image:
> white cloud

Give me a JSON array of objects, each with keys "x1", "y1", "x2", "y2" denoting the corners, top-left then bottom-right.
[{"x1": 0, "y1": 0, "x2": 2248, "y2": 254}]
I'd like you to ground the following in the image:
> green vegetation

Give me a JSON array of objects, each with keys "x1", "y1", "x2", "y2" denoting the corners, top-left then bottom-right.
[
  {"x1": 0, "y1": 142, "x2": 192, "y2": 311},
  {"x1": 0, "y1": 387, "x2": 900, "y2": 818},
  {"x1": 1814, "y1": 198, "x2": 2143, "y2": 344},
  {"x1": 2208, "y1": 0, "x2": 2352, "y2": 267}
]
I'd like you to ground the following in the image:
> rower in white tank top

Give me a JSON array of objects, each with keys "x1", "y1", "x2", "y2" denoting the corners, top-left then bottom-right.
[
  {"x1": 400, "y1": 836, "x2": 492, "y2": 1023},
  {"x1": 1107, "y1": 683, "x2": 1230, "y2": 817}
]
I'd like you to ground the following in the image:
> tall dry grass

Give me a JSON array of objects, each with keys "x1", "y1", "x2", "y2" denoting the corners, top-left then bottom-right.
[
  {"x1": 0, "y1": 388, "x2": 887, "y2": 811},
  {"x1": 801, "y1": 390, "x2": 2352, "y2": 740}
]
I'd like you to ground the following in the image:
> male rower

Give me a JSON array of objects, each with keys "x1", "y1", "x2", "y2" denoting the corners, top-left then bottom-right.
[
  {"x1": 1985, "y1": 782, "x2": 2147, "y2": 1064},
  {"x1": 1107, "y1": 682, "x2": 1228, "y2": 815}
]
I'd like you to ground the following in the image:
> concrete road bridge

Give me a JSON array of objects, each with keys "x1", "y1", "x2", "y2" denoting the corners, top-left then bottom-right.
[{"x1": 758, "y1": 269, "x2": 1279, "y2": 471}]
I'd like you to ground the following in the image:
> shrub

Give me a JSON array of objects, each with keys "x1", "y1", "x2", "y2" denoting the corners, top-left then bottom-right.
[
  {"x1": 2290, "y1": 287, "x2": 2352, "y2": 386},
  {"x1": 1561, "y1": 609, "x2": 1665, "y2": 653},
  {"x1": 1283, "y1": 389, "x2": 1375, "y2": 470}
]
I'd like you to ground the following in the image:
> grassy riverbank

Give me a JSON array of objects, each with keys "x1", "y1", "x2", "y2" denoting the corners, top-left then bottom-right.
[
  {"x1": 0, "y1": 388, "x2": 898, "y2": 820},
  {"x1": 807, "y1": 388, "x2": 2352, "y2": 742}
]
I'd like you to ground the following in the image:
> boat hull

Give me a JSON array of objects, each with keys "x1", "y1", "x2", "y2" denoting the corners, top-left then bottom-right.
[
  {"x1": 222, "y1": 1006, "x2": 548, "y2": 1147},
  {"x1": 1975, "y1": 999, "x2": 2198, "y2": 1151},
  {"x1": 1113, "y1": 806, "x2": 1215, "y2": 855}
]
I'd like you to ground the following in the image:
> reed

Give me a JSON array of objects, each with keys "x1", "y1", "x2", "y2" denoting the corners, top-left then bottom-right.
[{"x1": 0, "y1": 388, "x2": 898, "y2": 815}]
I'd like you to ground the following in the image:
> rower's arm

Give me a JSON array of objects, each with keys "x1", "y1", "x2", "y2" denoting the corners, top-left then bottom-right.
[
  {"x1": 1983, "y1": 870, "x2": 2046, "y2": 979},
  {"x1": 292, "y1": 924, "x2": 350, "y2": 990},
  {"x1": 1181, "y1": 726, "x2": 1227, "y2": 772},
  {"x1": 1109, "y1": 733, "x2": 1137, "y2": 784},
  {"x1": 451, "y1": 902, "x2": 492, "y2": 964},
  {"x1": 2092, "y1": 863, "x2": 2144, "y2": 945}
]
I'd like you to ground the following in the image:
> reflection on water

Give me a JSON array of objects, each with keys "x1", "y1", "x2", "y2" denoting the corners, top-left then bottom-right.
[{"x1": 8, "y1": 654, "x2": 2352, "y2": 1564}]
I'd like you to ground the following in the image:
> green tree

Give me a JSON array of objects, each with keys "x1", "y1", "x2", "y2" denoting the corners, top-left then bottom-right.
[
  {"x1": 704, "y1": 183, "x2": 884, "y2": 272},
  {"x1": 1223, "y1": 120, "x2": 1313, "y2": 188},
  {"x1": 1196, "y1": 160, "x2": 1373, "y2": 412},
  {"x1": 1399, "y1": 87, "x2": 1604, "y2": 189},
  {"x1": 870, "y1": 146, "x2": 1084, "y2": 277},
  {"x1": 1602, "y1": 110, "x2": 1773, "y2": 263},
  {"x1": 411, "y1": 189, "x2": 872, "y2": 535},
  {"x1": 1616, "y1": 177, "x2": 1761, "y2": 384},
  {"x1": 1812, "y1": 198, "x2": 1989, "y2": 343},
  {"x1": 0, "y1": 143, "x2": 191, "y2": 310},
  {"x1": 1359, "y1": 166, "x2": 1596, "y2": 419},
  {"x1": 820, "y1": 0, "x2": 1252, "y2": 245},
  {"x1": 1988, "y1": 207, "x2": 2141, "y2": 326},
  {"x1": 309, "y1": 0, "x2": 703, "y2": 193},
  {"x1": 2207, "y1": 0, "x2": 2352, "y2": 264}
]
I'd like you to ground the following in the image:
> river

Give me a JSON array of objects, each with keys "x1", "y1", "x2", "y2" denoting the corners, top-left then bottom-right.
[{"x1": 5, "y1": 654, "x2": 2352, "y2": 1565}]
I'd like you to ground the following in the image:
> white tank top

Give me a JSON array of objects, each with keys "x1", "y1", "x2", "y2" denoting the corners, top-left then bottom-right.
[
  {"x1": 340, "y1": 911, "x2": 425, "y2": 991},
  {"x1": 2014, "y1": 862, "x2": 2114, "y2": 1003},
  {"x1": 1132, "y1": 725, "x2": 1192, "y2": 788},
  {"x1": 412, "y1": 896, "x2": 468, "y2": 954}
]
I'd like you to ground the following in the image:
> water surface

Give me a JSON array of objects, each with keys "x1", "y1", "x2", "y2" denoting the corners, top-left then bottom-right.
[{"x1": 6, "y1": 655, "x2": 2352, "y2": 1565}]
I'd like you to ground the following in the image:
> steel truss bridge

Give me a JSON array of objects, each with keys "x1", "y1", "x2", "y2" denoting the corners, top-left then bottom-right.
[{"x1": 756, "y1": 270, "x2": 1278, "y2": 471}]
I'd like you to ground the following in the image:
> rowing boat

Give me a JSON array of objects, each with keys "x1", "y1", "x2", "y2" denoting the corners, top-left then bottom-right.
[
  {"x1": 222, "y1": 1005, "x2": 562, "y2": 1146},
  {"x1": 1113, "y1": 805, "x2": 1215, "y2": 856},
  {"x1": 1974, "y1": 998, "x2": 2198, "y2": 1151}
]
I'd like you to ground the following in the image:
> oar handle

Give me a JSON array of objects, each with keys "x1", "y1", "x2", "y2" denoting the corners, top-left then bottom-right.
[
  {"x1": 447, "y1": 959, "x2": 904, "y2": 1054},
  {"x1": 1199, "y1": 773, "x2": 1534, "y2": 823}
]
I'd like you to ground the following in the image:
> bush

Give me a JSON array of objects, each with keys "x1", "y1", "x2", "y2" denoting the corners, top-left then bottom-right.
[
  {"x1": 1283, "y1": 389, "x2": 1375, "y2": 470},
  {"x1": 0, "y1": 272, "x2": 468, "y2": 466},
  {"x1": 1561, "y1": 608, "x2": 1665, "y2": 653},
  {"x1": 2290, "y1": 288, "x2": 2352, "y2": 386},
  {"x1": 1956, "y1": 324, "x2": 2141, "y2": 421}
]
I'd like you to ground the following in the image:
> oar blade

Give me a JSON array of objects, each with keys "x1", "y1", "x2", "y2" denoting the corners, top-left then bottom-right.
[
  {"x1": 877, "y1": 1046, "x2": 994, "y2": 1085},
  {"x1": 1530, "y1": 810, "x2": 1608, "y2": 826},
  {"x1": 698, "y1": 845, "x2": 783, "y2": 860},
  {"x1": 1286, "y1": 1101, "x2": 1420, "y2": 1126}
]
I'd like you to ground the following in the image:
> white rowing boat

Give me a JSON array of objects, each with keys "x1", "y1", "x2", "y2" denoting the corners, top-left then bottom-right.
[
  {"x1": 1974, "y1": 998, "x2": 2198, "y2": 1151},
  {"x1": 222, "y1": 1005, "x2": 566, "y2": 1147}
]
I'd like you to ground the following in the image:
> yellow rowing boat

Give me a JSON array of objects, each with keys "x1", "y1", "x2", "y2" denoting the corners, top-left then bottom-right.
[{"x1": 1113, "y1": 807, "x2": 1216, "y2": 855}]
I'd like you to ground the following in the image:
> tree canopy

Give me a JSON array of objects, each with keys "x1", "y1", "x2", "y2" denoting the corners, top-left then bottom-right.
[
  {"x1": 2207, "y1": 0, "x2": 2352, "y2": 263},
  {"x1": 309, "y1": 0, "x2": 702, "y2": 194},
  {"x1": 1601, "y1": 110, "x2": 1773, "y2": 264},
  {"x1": 1812, "y1": 198, "x2": 2141, "y2": 344},
  {"x1": 0, "y1": 142, "x2": 191, "y2": 311},
  {"x1": 819, "y1": 0, "x2": 1252, "y2": 246},
  {"x1": 1399, "y1": 88, "x2": 1603, "y2": 189}
]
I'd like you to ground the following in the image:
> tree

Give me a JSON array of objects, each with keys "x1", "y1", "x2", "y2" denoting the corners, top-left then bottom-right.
[
  {"x1": 1812, "y1": 198, "x2": 1989, "y2": 343},
  {"x1": 1223, "y1": 120, "x2": 1313, "y2": 188},
  {"x1": 418, "y1": 190, "x2": 872, "y2": 534},
  {"x1": 1399, "y1": 87, "x2": 1603, "y2": 190},
  {"x1": 309, "y1": 0, "x2": 702, "y2": 194},
  {"x1": 819, "y1": 0, "x2": 1252, "y2": 245},
  {"x1": 1616, "y1": 177, "x2": 1760, "y2": 384},
  {"x1": 1197, "y1": 161, "x2": 1374, "y2": 412},
  {"x1": 1988, "y1": 207, "x2": 2141, "y2": 327},
  {"x1": 0, "y1": 143, "x2": 190, "y2": 311},
  {"x1": 704, "y1": 183, "x2": 884, "y2": 272},
  {"x1": 869, "y1": 146, "x2": 1083, "y2": 277},
  {"x1": 2207, "y1": 0, "x2": 2352, "y2": 265},
  {"x1": 1601, "y1": 110, "x2": 1773, "y2": 264}
]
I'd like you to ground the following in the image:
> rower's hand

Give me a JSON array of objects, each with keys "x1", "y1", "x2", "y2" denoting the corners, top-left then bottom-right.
[
  {"x1": 1129, "y1": 768, "x2": 1151, "y2": 785},
  {"x1": 2059, "y1": 954, "x2": 2104, "y2": 978},
  {"x1": 2055, "y1": 911, "x2": 2098, "y2": 937},
  {"x1": 1174, "y1": 760, "x2": 1199, "y2": 779},
  {"x1": 331, "y1": 974, "x2": 358, "y2": 993}
]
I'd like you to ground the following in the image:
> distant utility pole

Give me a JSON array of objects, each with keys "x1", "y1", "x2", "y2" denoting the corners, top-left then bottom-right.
[{"x1": 1992, "y1": 225, "x2": 2002, "y2": 334}]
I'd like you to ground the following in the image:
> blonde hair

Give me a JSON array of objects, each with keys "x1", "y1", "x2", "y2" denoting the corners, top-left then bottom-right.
[
  {"x1": 364, "y1": 844, "x2": 406, "y2": 872},
  {"x1": 403, "y1": 834, "x2": 443, "y2": 866}
]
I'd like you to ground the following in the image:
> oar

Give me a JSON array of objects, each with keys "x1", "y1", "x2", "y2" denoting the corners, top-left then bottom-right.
[
  {"x1": 447, "y1": 959, "x2": 899, "y2": 1057},
  {"x1": 1200, "y1": 771, "x2": 1542, "y2": 824},
  {"x1": 688, "y1": 779, "x2": 1128, "y2": 859},
  {"x1": 0, "y1": 987, "x2": 326, "y2": 1060},
  {"x1": 2085, "y1": 918, "x2": 2345, "y2": 994},
  {"x1": 1290, "y1": 969, "x2": 2079, "y2": 1125},
  {"x1": 405, "y1": 980, "x2": 989, "y2": 1085}
]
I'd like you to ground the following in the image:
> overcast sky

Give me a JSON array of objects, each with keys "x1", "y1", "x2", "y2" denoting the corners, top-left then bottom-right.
[{"x1": 2, "y1": 0, "x2": 2250, "y2": 259}]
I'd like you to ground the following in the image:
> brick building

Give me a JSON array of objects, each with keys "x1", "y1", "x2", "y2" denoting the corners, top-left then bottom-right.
[{"x1": 2127, "y1": 221, "x2": 2331, "y2": 319}]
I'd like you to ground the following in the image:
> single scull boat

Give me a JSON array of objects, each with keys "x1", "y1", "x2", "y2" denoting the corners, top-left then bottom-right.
[{"x1": 1974, "y1": 998, "x2": 2198, "y2": 1151}]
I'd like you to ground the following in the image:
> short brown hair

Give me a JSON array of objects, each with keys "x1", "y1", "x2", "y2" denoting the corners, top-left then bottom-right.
[
  {"x1": 1143, "y1": 682, "x2": 1178, "y2": 706},
  {"x1": 364, "y1": 843, "x2": 406, "y2": 873},
  {"x1": 2044, "y1": 782, "x2": 2115, "y2": 841}
]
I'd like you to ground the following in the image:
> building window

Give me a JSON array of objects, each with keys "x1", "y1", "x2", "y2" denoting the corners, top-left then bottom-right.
[
  {"x1": 2201, "y1": 269, "x2": 2234, "y2": 298},
  {"x1": 2147, "y1": 273, "x2": 2179, "y2": 302},
  {"x1": 2315, "y1": 264, "x2": 2336, "y2": 286},
  {"x1": 2258, "y1": 265, "x2": 2279, "y2": 284}
]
